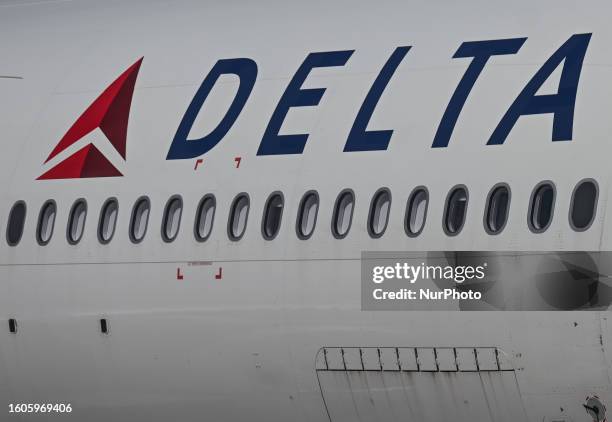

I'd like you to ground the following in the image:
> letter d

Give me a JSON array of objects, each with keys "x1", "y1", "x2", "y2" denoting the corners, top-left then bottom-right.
[{"x1": 167, "y1": 58, "x2": 258, "y2": 160}]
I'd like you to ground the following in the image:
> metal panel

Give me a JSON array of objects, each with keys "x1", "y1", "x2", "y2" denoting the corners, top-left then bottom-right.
[
  {"x1": 379, "y1": 348, "x2": 400, "y2": 371},
  {"x1": 343, "y1": 348, "x2": 363, "y2": 371},
  {"x1": 497, "y1": 350, "x2": 514, "y2": 371},
  {"x1": 317, "y1": 347, "x2": 515, "y2": 373},
  {"x1": 416, "y1": 348, "x2": 437, "y2": 371},
  {"x1": 456, "y1": 348, "x2": 478, "y2": 371},
  {"x1": 316, "y1": 347, "x2": 328, "y2": 370},
  {"x1": 326, "y1": 348, "x2": 345, "y2": 370},
  {"x1": 476, "y1": 348, "x2": 500, "y2": 371},
  {"x1": 318, "y1": 370, "x2": 527, "y2": 422},
  {"x1": 397, "y1": 348, "x2": 418, "y2": 371},
  {"x1": 361, "y1": 348, "x2": 381, "y2": 370},
  {"x1": 317, "y1": 347, "x2": 525, "y2": 422},
  {"x1": 436, "y1": 348, "x2": 458, "y2": 371}
]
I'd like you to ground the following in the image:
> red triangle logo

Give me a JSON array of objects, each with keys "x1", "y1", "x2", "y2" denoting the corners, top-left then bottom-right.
[{"x1": 38, "y1": 57, "x2": 143, "y2": 179}]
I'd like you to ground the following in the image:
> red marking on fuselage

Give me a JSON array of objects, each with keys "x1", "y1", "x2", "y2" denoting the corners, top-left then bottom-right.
[
  {"x1": 37, "y1": 144, "x2": 122, "y2": 179},
  {"x1": 38, "y1": 57, "x2": 143, "y2": 180}
]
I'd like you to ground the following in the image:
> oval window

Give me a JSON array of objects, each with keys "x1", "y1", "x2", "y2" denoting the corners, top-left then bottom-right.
[
  {"x1": 130, "y1": 197, "x2": 150, "y2": 243},
  {"x1": 368, "y1": 189, "x2": 391, "y2": 238},
  {"x1": 405, "y1": 188, "x2": 428, "y2": 237},
  {"x1": 37, "y1": 200, "x2": 56, "y2": 245},
  {"x1": 6, "y1": 201, "x2": 26, "y2": 246},
  {"x1": 570, "y1": 180, "x2": 597, "y2": 231},
  {"x1": 162, "y1": 196, "x2": 183, "y2": 242},
  {"x1": 332, "y1": 190, "x2": 354, "y2": 239},
  {"x1": 228, "y1": 194, "x2": 249, "y2": 240},
  {"x1": 262, "y1": 193, "x2": 284, "y2": 240},
  {"x1": 194, "y1": 195, "x2": 216, "y2": 242},
  {"x1": 67, "y1": 199, "x2": 87, "y2": 244},
  {"x1": 444, "y1": 187, "x2": 468, "y2": 235},
  {"x1": 98, "y1": 199, "x2": 118, "y2": 244},
  {"x1": 485, "y1": 185, "x2": 510, "y2": 234},
  {"x1": 296, "y1": 191, "x2": 319, "y2": 240},
  {"x1": 529, "y1": 182, "x2": 555, "y2": 233}
]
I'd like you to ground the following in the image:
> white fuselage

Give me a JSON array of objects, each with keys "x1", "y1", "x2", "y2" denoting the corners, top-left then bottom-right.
[{"x1": 1, "y1": 0, "x2": 611, "y2": 421}]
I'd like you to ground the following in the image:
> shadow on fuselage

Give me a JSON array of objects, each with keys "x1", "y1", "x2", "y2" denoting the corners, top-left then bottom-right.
[{"x1": 428, "y1": 252, "x2": 612, "y2": 311}]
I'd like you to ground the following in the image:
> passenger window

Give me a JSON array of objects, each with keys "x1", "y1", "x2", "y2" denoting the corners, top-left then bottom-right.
[
  {"x1": 529, "y1": 182, "x2": 555, "y2": 233},
  {"x1": 444, "y1": 186, "x2": 468, "y2": 235},
  {"x1": 368, "y1": 188, "x2": 391, "y2": 238},
  {"x1": 162, "y1": 196, "x2": 183, "y2": 242},
  {"x1": 98, "y1": 199, "x2": 118, "y2": 244},
  {"x1": 570, "y1": 179, "x2": 597, "y2": 231},
  {"x1": 262, "y1": 192, "x2": 284, "y2": 240},
  {"x1": 6, "y1": 201, "x2": 26, "y2": 246},
  {"x1": 485, "y1": 185, "x2": 510, "y2": 234},
  {"x1": 332, "y1": 190, "x2": 354, "y2": 239},
  {"x1": 296, "y1": 191, "x2": 319, "y2": 240},
  {"x1": 228, "y1": 194, "x2": 249, "y2": 240},
  {"x1": 130, "y1": 197, "x2": 150, "y2": 243},
  {"x1": 194, "y1": 195, "x2": 216, "y2": 242},
  {"x1": 37, "y1": 200, "x2": 56, "y2": 245},
  {"x1": 67, "y1": 199, "x2": 87, "y2": 244},
  {"x1": 405, "y1": 188, "x2": 428, "y2": 237}
]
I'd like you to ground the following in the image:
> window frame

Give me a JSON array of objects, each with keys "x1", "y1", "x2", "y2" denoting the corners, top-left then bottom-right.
[
  {"x1": 6, "y1": 200, "x2": 27, "y2": 247},
  {"x1": 483, "y1": 183, "x2": 511, "y2": 235},
  {"x1": 527, "y1": 181, "x2": 556, "y2": 234},
  {"x1": 261, "y1": 191, "x2": 284, "y2": 241},
  {"x1": 227, "y1": 193, "x2": 250, "y2": 241},
  {"x1": 295, "y1": 190, "x2": 319, "y2": 240},
  {"x1": 569, "y1": 178, "x2": 598, "y2": 232},
  {"x1": 404, "y1": 186, "x2": 429, "y2": 238},
  {"x1": 194, "y1": 194, "x2": 216, "y2": 242},
  {"x1": 367, "y1": 187, "x2": 392, "y2": 239},
  {"x1": 161, "y1": 195, "x2": 183, "y2": 243},
  {"x1": 36, "y1": 199, "x2": 56, "y2": 246},
  {"x1": 331, "y1": 189, "x2": 355, "y2": 240},
  {"x1": 442, "y1": 185, "x2": 469, "y2": 237},
  {"x1": 66, "y1": 198, "x2": 87, "y2": 245},
  {"x1": 129, "y1": 196, "x2": 151, "y2": 244},
  {"x1": 97, "y1": 197, "x2": 119, "y2": 245}
]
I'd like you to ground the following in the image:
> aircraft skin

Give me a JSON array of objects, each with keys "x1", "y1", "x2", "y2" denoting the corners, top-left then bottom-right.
[{"x1": 0, "y1": 0, "x2": 611, "y2": 421}]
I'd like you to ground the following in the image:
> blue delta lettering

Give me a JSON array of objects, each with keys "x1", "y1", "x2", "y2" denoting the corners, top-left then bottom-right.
[{"x1": 166, "y1": 33, "x2": 591, "y2": 160}]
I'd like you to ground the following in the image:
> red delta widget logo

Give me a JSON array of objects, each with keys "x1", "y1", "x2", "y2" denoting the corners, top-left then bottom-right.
[{"x1": 37, "y1": 58, "x2": 143, "y2": 180}]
